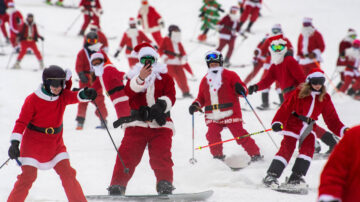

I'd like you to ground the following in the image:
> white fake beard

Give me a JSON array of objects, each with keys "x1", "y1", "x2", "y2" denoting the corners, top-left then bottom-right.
[
  {"x1": 92, "y1": 62, "x2": 104, "y2": 76},
  {"x1": 347, "y1": 48, "x2": 360, "y2": 60},
  {"x1": 6, "y1": 8, "x2": 15, "y2": 14},
  {"x1": 171, "y1": 32, "x2": 181, "y2": 43},
  {"x1": 127, "y1": 28, "x2": 138, "y2": 37},
  {"x1": 88, "y1": 43, "x2": 102, "y2": 52},
  {"x1": 206, "y1": 66, "x2": 224, "y2": 93},
  {"x1": 139, "y1": 4, "x2": 149, "y2": 14},
  {"x1": 301, "y1": 26, "x2": 315, "y2": 37},
  {"x1": 270, "y1": 49, "x2": 287, "y2": 65},
  {"x1": 229, "y1": 14, "x2": 238, "y2": 21}
]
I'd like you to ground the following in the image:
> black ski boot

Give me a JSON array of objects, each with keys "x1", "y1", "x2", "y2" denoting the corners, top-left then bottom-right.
[
  {"x1": 76, "y1": 116, "x2": 85, "y2": 130},
  {"x1": 245, "y1": 22, "x2": 254, "y2": 33},
  {"x1": 320, "y1": 132, "x2": 338, "y2": 155},
  {"x1": 96, "y1": 120, "x2": 107, "y2": 129},
  {"x1": 336, "y1": 81, "x2": 343, "y2": 90},
  {"x1": 213, "y1": 155, "x2": 226, "y2": 161},
  {"x1": 347, "y1": 88, "x2": 356, "y2": 96},
  {"x1": 257, "y1": 92, "x2": 270, "y2": 110},
  {"x1": 287, "y1": 172, "x2": 306, "y2": 185},
  {"x1": 182, "y1": 92, "x2": 194, "y2": 99},
  {"x1": 263, "y1": 172, "x2": 279, "y2": 187},
  {"x1": 156, "y1": 180, "x2": 175, "y2": 195},
  {"x1": 250, "y1": 154, "x2": 264, "y2": 162},
  {"x1": 107, "y1": 185, "x2": 126, "y2": 195}
]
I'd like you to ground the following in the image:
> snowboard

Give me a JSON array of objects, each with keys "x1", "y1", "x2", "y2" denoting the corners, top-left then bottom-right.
[{"x1": 86, "y1": 190, "x2": 214, "y2": 201}]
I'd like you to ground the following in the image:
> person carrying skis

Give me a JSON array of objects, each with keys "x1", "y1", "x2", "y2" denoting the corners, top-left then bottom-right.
[
  {"x1": 78, "y1": 0, "x2": 102, "y2": 36},
  {"x1": 108, "y1": 43, "x2": 176, "y2": 196},
  {"x1": 189, "y1": 50, "x2": 262, "y2": 162},
  {"x1": 7, "y1": 65, "x2": 97, "y2": 202},
  {"x1": 263, "y1": 68, "x2": 347, "y2": 193}
]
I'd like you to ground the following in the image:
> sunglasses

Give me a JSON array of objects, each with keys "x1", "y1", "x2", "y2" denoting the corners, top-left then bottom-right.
[
  {"x1": 87, "y1": 38, "x2": 98, "y2": 44},
  {"x1": 140, "y1": 55, "x2": 156, "y2": 65},
  {"x1": 270, "y1": 44, "x2": 286, "y2": 52},
  {"x1": 303, "y1": 22, "x2": 312, "y2": 27},
  {"x1": 47, "y1": 78, "x2": 65, "y2": 88},
  {"x1": 205, "y1": 53, "x2": 220, "y2": 61},
  {"x1": 309, "y1": 77, "x2": 325, "y2": 85}
]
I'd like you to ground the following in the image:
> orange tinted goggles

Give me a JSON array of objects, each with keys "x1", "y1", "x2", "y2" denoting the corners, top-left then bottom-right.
[{"x1": 87, "y1": 38, "x2": 98, "y2": 44}]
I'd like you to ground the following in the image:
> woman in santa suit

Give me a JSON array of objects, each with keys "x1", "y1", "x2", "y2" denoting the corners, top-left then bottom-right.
[
  {"x1": 7, "y1": 66, "x2": 97, "y2": 202},
  {"x1": 263, "y1": 68, "x2": 348, "y2": 190}
]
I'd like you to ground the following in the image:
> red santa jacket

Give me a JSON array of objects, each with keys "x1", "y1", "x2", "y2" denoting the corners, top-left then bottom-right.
[
  {"x1": 193, "y1": 68, "x2": 247, "y2": 125},
  {"x1": 259, "y1": 36, "x2": 293, "y2": 69},
  {"x1": 244, "y1": 0, "x2": 262, "y2": 8},
  {"x1": 118, "y1": 29, "x2": 152, "y2": 58},
  {"x1": 256, "y1": 55, "x2": 306, "y2": 99},
  {"x1": 158, "y1": 36, "x2": 187, "y2": 65},
  {"x1": 97, "y1": 30, "x2": 108, "y2": 52},
  {"x1": 10, "y1": 85, "x2": 91, "y2": 169},
  {"x1": 337, "y1": 38, "x2": 353, "y2": 66},
  {"x1": 137, "y1": 5, "x2": 162, "y2": 33},
  {"x1": 272, "y1": 88, "x2": 346, "y2": 140},
  {"x1": 79, "y1": 0, "x2": 101, "y2": 15},
  {"x1": 18, "y1": 22, "x2": 41, "y2": 42},
  {"x1": 297, "y1": 30, "x2": 325, "y2": 65},
  {"x1": 318, "y1": 125, "x2": 360, "y2": 202},
  {"x1": 343, "y1": 47, "x2": 360, "y2": 77},
  {"x1": 217, "y1": 15, "x2": 241, "y2": 40},
  {"x1": 8, "y1": 9, "x2": 22, "y2": 34}
]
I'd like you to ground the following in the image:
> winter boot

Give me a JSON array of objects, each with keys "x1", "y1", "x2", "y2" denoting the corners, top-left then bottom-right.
[
  {"x1": 213, "y1": 155, "x2": 226, "y2": 161},
  {"x1": 287, "y1": 172, "x2": 306, "y2": 185},
  {"x1": 156, "y1": 180, "x2": 175, "y2": 195},
  {"x1": 96, "y1": 120, "x2": 107, "y2": 129},
  {"x1": 76, "y1": 116, "x2": 85, "y2": 130},
  {"x1": 347, "y1": 88, "x2": 356, "y2": 96},
  {"x1": 39, "y1": 60, "x2": 44, "y2": 69},
  {"x1": 257, "y1": 92, "x2": 270, "y2": 110},
  {"x1": 263, "y1": 172, "x2": 279, "y2": 188},
  {"x1": 182, "y1": 92, "x2": 193, "y2": 99},
  {"x1": 250, "y1": 154, "x2": 264, "y2": 162},
  {"x1": 78, "y1": 29, "x2": 85, "y2": 36},
  {"x1": 223, "y1": 57, "x2": 231, "y2": 68},
  {"x1": 320, "y1": 132, "x2": 338, "y2": 154},
  {"x1": 12, "y1": 60, "x2": 21, "y2": 69},
  {"x1": 107, "y1": 185, "x2": 126, "y2": 196},
  {"x1": 336, "y1": 81, "x2": 343, "y2": 90},
  {"x1": 55, "y1": 0, "x2": 63, "y2": 6},
  {"x1": 197, "y1": 34, "x2": 207, "y2": 42},
  {"x1": 245, "y1": 22, "x2": 254, "y2": 33}
]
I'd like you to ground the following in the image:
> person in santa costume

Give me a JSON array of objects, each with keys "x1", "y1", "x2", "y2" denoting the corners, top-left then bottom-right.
[
  {"x1": 45, "y1": 0, "x2": 63, "y2": 7},
  {"x1": 263, "y1": 68, "x2": 347, "y2": 189},
  {"x1": 216, "y1": 6, "x2": 241, "y2": 67},
  {"x1": 90, "y1": 52, "x2": 131, "y2": 118},
  {"x1": 114, "y1": 17, "x2": 153, "y2": 69},
  {"x1": 7, "y1": 2, "x2": 23, "y2": 50},
  {"x1": 75, "y1": 31, "x2": 108, "y2": 130},
  {"x1": 87, "y1": 21, "x2": 108, "y2": 53},
  {"x1": 78, "y1": 0, "x2": 102, "y2": 36},
  {"x1": 189, "y1": 50, "x2": 262, "y2": 162},
  {"x1": 238, "y1": 0, "x2": 262, "y2": 33},
  {"x1": 108, "y1": 43, "x2": 176, "y2": 195},
  {"x1": 159, "y1": 24, "x2": 193, "y2": 98},
  {"x1": 318, "y1": 125, "x2": 359, "y2": 202},
  {"x1": 296, "y1": 17, "x2": 325, "y2": 75},
  {"x1": 0, "y1": 0, "x2": 13, "y2": 43},
  {"x1": 137, "y1": 0, "x2": 164, "y2": 46},
  {"x1": 12, "y1": 13, "x2": 44, "y2": 70},
  {"x1": 7, "y1": 65, "x2": 97, "y2": 202}
]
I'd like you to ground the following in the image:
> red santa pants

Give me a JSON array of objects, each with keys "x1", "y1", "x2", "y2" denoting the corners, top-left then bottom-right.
[
  {"x1": 205, "y1": 122, "x2": 260, "y2": 157},
  {"x1": 301, "y1": 63, "x2": 318, "y2": 76},
  {"x1": 167, "y1": 64, "x2": 190, "y2": 94},
  {"x1": 10, "y1": 31, "x2": 18, "y2": 47},
  {"x1": 217, "y1": 37, "x2": 236, "y2": 60},
  {"x1": 110, "y1": 127, "x2": 173, "y2": 187},
  {"x1": 8, "y1": 160, "x2": 86, "y2": 202},
  {"x1": 0, "y1": 14, "x2": 9, "y2": 38},
  {"x1": 339, "y1": 69, "x2": 360, "y2": 92},
  {"x1": 244, "y1": 60, "x2": 264, "y2": 84},
  {"x1": 127, "y1": 58, "x2": 139, "y2": 69},
  {"x1": 151, "y1": 31, "x2": 163, "y2": 46},
  {"x1": 240, "y1": 5, "x2": 260, "y2": 23},
  {"x1": 17, "y1": 41, "x2": 42, "y2": 61},
  {"x1": 81, "y1": 14, "x2": 100, "y2": 32}
]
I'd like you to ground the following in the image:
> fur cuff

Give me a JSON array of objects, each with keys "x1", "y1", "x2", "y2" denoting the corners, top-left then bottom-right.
[
  {"x1": 77, "y1": 89, "x2": 92, "y2": 102},
  {"x1": 130, "y1": 76, "x2": 145, "y2": 93},
  {"x1": 10, "y1": 133, "x2": 22, "y2": 142}
]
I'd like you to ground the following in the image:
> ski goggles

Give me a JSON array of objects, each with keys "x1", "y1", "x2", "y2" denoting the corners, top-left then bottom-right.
[
  {"x1": 270, "y1": 44, "x2": 286, "y2": 52},
  {"x1": 350, "y1": 34, "x2": 357, "y2": 39},
  {"x1": 271, "y1": 28, "x2": 282, "y2": 35},
  {"x1": 140, "y1": 55, "x2": 156, "y2": 65},
  {"x1": 309, "y1": 77, "x2": 325, "y2": 85},
  {"x1": 87, "y1": 38, "x2": 98, "y2": 44},
  {"x1": 46, "y1": 78, "x2": 65, "y2": 88},
  {"x1": 303, "y1": 22, "x2": 312, "y2": 27},
  {"x1": 205, "y1": 53, "x2": 220, "y2": 62}
]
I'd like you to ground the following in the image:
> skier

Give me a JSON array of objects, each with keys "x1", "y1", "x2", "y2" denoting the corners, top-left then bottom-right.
[
  {"x1": 137, "y1": 0, "x2": 164, "y2": 46},
  {"x1": 78, "y1": 0, "x2": 102, "y2": 36},
  {"x1": 297, "y1": 17, "x2": 325, "y2": 75},
  {"x1": 197, "y1": 0, "x2": 224, "y2": 42},
  {"x1": 75, "y1": 31, "x2": 108, "y2": 130},
  {"x1": 7, "y1": 65, "x2": 97, "y2": 202},
  {"x1": 335, "y1": 28, "x2": 357, "y2": 92},
  {"x1": 216, "y1": 6, "x2": 241, "y2": 67},
  {"x1": 263, "y1": 68, "x2": 347, "y2": 193},
  {"x1": 108, "y1": 43, "x2": 176, "y2": 195},
  {"x1": 158, "y1": 24, "x2": 193, "y2": 98},
  {"x1": 318, "y1": 125, "x2": 359, "y2": 202},
  {"x1": 0, "y1": 0, "x2": 12, "y2": 43},
  {"x1": 90, "y1": 52, "x2": 131, "y2": 118},
  {"x1": 114, "y1": 17, "x2": 153, "y2": 69},
  {"x1": 45, "y1": 0, "x2": 63, "y2": 7},
  {"x1": 7, "y1": 2, "x2": 22, "y2": 49},
  {"x1": 238, "y1": 0, "x2": 262, "y2": 33},
  {"x1": 189, "y1": 50, "x2": 263, "y2": 162},
  {"x1": 12, "y1": 13, "x2": 44, "y2": 69},
  {"x1": 88, "y1": 21, "x2": 108, "y2": 53}
]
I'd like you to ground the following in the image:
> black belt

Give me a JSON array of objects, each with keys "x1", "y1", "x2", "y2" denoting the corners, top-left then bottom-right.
[
  {"x1": 113, "y1": 109, "x2": 170, "y2": 128},
  {"x1": 108, "y1": 86, "x2": 124, "y2": 96},
  {"x1": 283, "y1": 86, "x2": 295, "y2": 94},
  {"x1": 27, "y1": 123, "x2": 63, "y2": 134},
  {"x1": 205, "y1": 103, "x2": 233, "y2": 111},
  {"x1": 292, "y1": 112, "x2": 314, "y2": 124}
]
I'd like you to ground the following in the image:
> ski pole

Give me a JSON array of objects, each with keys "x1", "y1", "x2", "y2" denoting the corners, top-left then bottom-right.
[
  {"x1": 0, "y1": 158, "x2": 10, "y2": 169},
  {"x1": 64, "y1": 12, "x2": 82, "y2": 35},
  {"x1": 93, "y1": 102, "x2": 129, "y2": 174},
  {"x1": 189, "y1": 114, "x2": 197, "y2": 164},
  {"x1": 196, "y1": 128, "x2": 273, "y2": 150},
  {"x1": 240, "y1": 91, "x2": 279, "y2": 149},
  {"x1": 6, "y1": 51, "x2": 15, "y2": 69}
]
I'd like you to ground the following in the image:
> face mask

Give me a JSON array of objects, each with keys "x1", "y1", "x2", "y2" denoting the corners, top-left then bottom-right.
[{"x1": 171, "y1": 32, "x2": 181, "y2": 43}]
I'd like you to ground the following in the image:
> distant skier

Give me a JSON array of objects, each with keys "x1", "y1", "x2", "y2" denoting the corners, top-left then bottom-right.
[
  {"x1": 0, "y1": 0, "x2": 12, "y2": 43},
  {"x1": 88, "y1": 21, "x2": 108, "y2": 53},
  {"x1": 7, "y1": 2, "x2": 23, "y2": 49},
  {"x1": 7, "y1": 65, "x2": 97, "y2": 202},
  {"x1": 197, "y1": 0, "x2": 224, "y2": 42},
  {"x1": 78, "y1": 0, "x2": 102, "y2": 36},
  {"x1": 238, "y1": 0, "x2": 262, "y2": 33},
  {"x1": 45, "y1": 0, "x2": 63, "y2": 7},
  {"x1": 189, "y1": 50, "x2": 263, "y2": 162}
]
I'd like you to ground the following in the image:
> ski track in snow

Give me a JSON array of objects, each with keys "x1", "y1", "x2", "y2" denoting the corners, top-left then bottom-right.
[{"x1": 1, "y1": 0, "x2": 360, "y2": 201}]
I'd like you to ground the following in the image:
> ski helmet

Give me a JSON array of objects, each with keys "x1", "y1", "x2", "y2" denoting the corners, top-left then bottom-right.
[
  {"x1": 168, "y1": 25, "x2": 180, "y2": 37},
  {"x1": 85, "y1": 31, "x2": 98, "y2": 45},
  {"x1": 42, "y1": 65, "x2": 66, "y2": 96},
  {"x1": 205, "y1": 50, "x2": 223, "y2": 67}
]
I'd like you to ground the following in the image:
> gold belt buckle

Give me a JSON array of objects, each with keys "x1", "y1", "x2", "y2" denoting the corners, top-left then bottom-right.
[
  {"x1": 45, "y1": 127, "x2": 55, "y2": 134},
  {"x1": 213, "y1": 104, "x2": 219, "y2": 110}
]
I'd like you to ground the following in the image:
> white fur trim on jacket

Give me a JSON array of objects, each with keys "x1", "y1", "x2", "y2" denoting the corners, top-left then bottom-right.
[
  {"x1": 35, "y1": 85, "x2": 59, "y2": 102},
  {"x1": 77, "y1": 89, "x2": 92, "y2": 102},
  {"x1": 19, "y1": 152, "x2": 69, "y2": 170},
  {"x1": 219, "y1": 33, "x2": 231, "y2": 40},
  {"x1": 206, "y1": 110, "x2": 233, "y2": 121},
  {"x1": 274, "y1": 155, "x2": 288, "y2": 167},
  {"x1": 10, "y1": 133, "x2": 23, "y2": 142},
  {"x1": 123, "y1": 120, "x2": 175, "y2": 134},
  {"x1": 340, "y1": 126, "x2": 348, "y2": 137},
  {"x1": 318, "y1": 194, "x2": 342, "y2": 202},
  {"x1": 281, "y1": 130, "x2": 300, "y2": 139},
  {"x1": 130, "y1": 76, "x2": 146, "y2": 93},
  {"x1": 158, "y1": 96, "x2": 172, "y2": 113},
  {"x1": 113, "y1": 96, "x2": 129, "y2": 105},
  {"x1": 298, "y1": 154, "x2": 312, "y2": 162}
]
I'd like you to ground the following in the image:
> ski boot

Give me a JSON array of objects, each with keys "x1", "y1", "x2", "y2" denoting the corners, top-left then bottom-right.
[
  {"x1": 39, "y1": 60, "x2": 44, "y2": 69},
  {"x1": 12, "y1": 60, "x2": 21, "y2": 69},
  {"x1": 107, "y1": 185, "x2": 126, "y2": 196},
  {"x1": 347, "y1": 88, "x2": 356, "y2": 96},
  {"x1": 213, "y1": 155, "x2": 226, "y2": 161},
  {"x1": 197, "y1": 34, "x2": 207, "y2": 42},
  {"x1": 314, "y1": 139, "x2": 321, "y2": 154},
  {"x1": 78, "y1": 30, "x2": 85, "y2": 36},
  {"x1": 183, "y1": 92, "x2": 193, "y2": 99},
  {"x1": 250, "y1": 154, "x2": 264, "y2": 162},
  {"x1": 76, "y1": 117, "x2": 85, "y2": 130},
  {"x1": 245, "y1": 22, "x2": 254, "y2": 33},
  {"x1": 156, "y1": 180, "x2": 175, "y2": 195},
  {"x1": 263, "y1": 172, "x2": 279, "y2": 188},
  {"x1": 276, "y1": 172, "x2": 309, "y2": 194},
  {"x1": 96, "y1": 120, "x2": 107, "y2": 129},
  {"x1": 256, "y1": 103, "x2": 270, "y2": 110}
]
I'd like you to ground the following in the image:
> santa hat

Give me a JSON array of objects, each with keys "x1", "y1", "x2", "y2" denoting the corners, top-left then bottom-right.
[
  {"x1": 306, "y1": 68, "x2": 325, "y2": 81},
  {"x1": 303, "y1": 17, "x2": 313, "y2": 26},
  {"x1": 7, "y1": 2, "x2": 15, "y2": 7},
  {"x1": 90, "y1": 52, "x2": 105, "y2": 63},
  {"x1": 268, "y1": 34, "x2": 287, "y2": 45},
  {"x1": 132, "y1": 42, "x2": 159, "y2": 60},
  {"x1": 141, "y1": 0, "x2": 148, "y2": 5},
  {"x1": 129, "y1": 17, "x2": 137, "y2": 25},
  {"x1": 272, "y1": 24, "x2": 282, "y2": 30},
  {"x1": 230, "y1": 6, "x2": 239, "y2": 12},
  {"x1": 347, "y1": 28, "x2": 357, "y2": 36}
]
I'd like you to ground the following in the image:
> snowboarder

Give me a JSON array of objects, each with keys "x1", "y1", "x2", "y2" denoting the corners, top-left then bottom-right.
[
  {"x1": 158, "y1": 24, "x2": 193, "y2": 98},
  {"x1": 88, "y1": 21, "x2": 108, "y2": 53},
  {"x1": 189, "y1": 50, "x2": 263, "y2": 162},
  {"x1": 216, "y1": 6, "x2": 241, "y2": 67},
  {"x1": 238, "y1": 0, "x2": 262, "y2": 33},
  {"x1": 12, "y1": 13, "x2": 44, "y2": 69},
  {"x1": 114, "y1": 17, "x2": 153, "y2": 69},
  {"x1": 75, "y1": 31, "x2": 108, "y2": 130},
  {"x1": 7, "y1": 2, "x2": 22, "y2": 49},
  {"x1": 137, "y1": 0, "x2": 164, "y2": 46},
  {"x1": 263, "y1": 68, "x2": 347, "y2": 194},
  {"x1": 197, "y1": 0, "x2": 224, "y2": 42},
  {"x1": 297, "y1": 17, "x2": 325, "y2": 75},
  {"x1": 0, "y1": 0, "x2": 12, "y2": 43},
  {"x1": 108, "y1": 43, "x2": 176, "y2": 195},
  {"x1": 7, "y1": 65, "x2": 97, "y2": 202},
  {"x1": 78, "y1": 0, "x2": 102, "y2": 36}
]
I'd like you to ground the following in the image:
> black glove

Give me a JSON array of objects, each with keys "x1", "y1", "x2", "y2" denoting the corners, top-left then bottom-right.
[
  {"x1": 248, "y1": 85, "x2": 258, "y2": 95},
  {"x1": 8, "y1": 140, "x2": 20, "y2": 159},
  {"x1": 83, "y1": 87, "x2": 97, "y2": 100},
  {"x1": 150, "y1": 99, "x2": 167, "y2": 126},
  {"x1": 39, "y1": 36, "x2": 45, "y2": 41},
  {"x1": 78, "y1": 72, "x2": 89, "y2": 84},
  {"x1": 114, "y1": 50, "x2": 120, "y2": 58},
  {"x1": 272, "y1": 123, "x2": 283, "y2": 132},
  {"x1": 235, "y1": 82, "x2": 246, "y2": 95},
  {"x1": 138, "y1": 106, "x2": 151, "y2": 121},
  {"x1": 189, "y1": 103, "x2": 199, "y2": 115},
  {"x1": 308, "y1": 52, "x2": 316, "y2": 59}
]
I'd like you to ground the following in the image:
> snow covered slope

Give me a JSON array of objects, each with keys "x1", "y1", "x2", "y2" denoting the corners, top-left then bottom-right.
[{"x1": 0, "y1": 0, "x2": 359, "y2": 201}]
